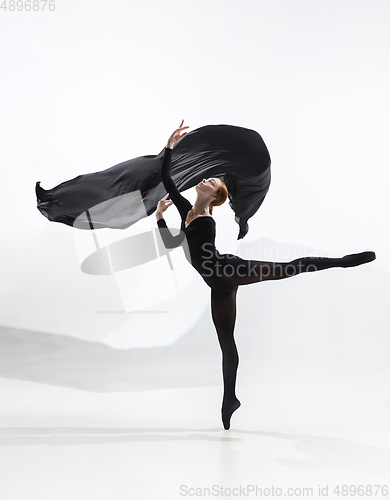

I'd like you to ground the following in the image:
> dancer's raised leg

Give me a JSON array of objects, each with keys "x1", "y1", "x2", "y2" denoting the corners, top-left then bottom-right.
[
  {"x1": 218, "y1": 251, "x2": 376, "y2": 287},
  {"x1": 210, "y1": 287, "x2": 241, "y2": 430}
]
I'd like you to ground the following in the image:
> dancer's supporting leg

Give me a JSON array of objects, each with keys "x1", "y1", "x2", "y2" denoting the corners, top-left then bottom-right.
[
  {"x1": 210, "y1": 287, "x2": 241, "y2": 430},
  {"x1": 219, "y1": 251, "x2": 376, "y2": 287}
]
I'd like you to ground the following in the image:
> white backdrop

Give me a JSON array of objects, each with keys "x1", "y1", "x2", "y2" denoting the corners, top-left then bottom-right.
[
  {"x1": 0, "y1": 1, "x2": 389, "y2": 498},
  {"x1": 1, "y1": 0, "x2": 388, "y2": 349}
]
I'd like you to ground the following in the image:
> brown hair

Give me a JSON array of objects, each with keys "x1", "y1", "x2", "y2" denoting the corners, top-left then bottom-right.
[{"x1": 208, "y1": 179, "x2": 228, "y2": 216}]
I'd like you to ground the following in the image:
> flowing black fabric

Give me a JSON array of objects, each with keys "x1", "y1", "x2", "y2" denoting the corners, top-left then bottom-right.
[{"x1": 35, "y1": 124, "x2": 271, "y2": 240}]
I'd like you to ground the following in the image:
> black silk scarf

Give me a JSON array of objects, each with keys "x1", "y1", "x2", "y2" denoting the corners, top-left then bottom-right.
[{"x1": 35, "y1": 124, "x2": 271, "y2": 239}]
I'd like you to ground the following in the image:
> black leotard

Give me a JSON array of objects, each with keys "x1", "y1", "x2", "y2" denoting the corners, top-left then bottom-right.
[
  {"x1": 157, "y1": 147, "x2": 246, "y2": 293},
  {"x1": 157, "y1": 146, "x2": 377, "y2": 295},
  {"x1": 157, "y1": 144, "x2": 377, "y2": 431}
]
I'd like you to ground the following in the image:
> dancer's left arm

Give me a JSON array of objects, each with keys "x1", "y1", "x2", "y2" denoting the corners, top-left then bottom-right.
[
  {"x1": 156, "y1": 193, "x2": 186, "y2": 249},
  {"x1": 156, "y1": 219, "x2": 186, "y2": 249}
]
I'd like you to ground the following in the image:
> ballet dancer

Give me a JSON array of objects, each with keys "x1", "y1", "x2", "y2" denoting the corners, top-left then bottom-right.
[{"x1": 155, "y1": 120, "x2": 376, "y2": 430}]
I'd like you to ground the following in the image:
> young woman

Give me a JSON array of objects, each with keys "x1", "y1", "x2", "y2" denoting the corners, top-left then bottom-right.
[{"x1": 156, "y1": 120, "x2": 376, "y2": 430}]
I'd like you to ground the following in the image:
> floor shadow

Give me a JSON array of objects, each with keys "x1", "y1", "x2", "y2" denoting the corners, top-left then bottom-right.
[
  {"x1": 233, "y1": 428, "x2": 390, "y2": 479},
  {"x1": 0, "y1": 321, "x2": 221, "y2": 392},
  {"x1": 0, "y1": 426, "x2": 388, "y2": 478},
  {"x1": 0, "y1": 426, "x2": 237, "y2": 446}
]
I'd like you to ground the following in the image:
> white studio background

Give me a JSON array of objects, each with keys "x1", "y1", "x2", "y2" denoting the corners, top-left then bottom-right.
[
  {"x1": 0, "y1": 1, "x2": 389, "y2": 498},
  {"x1": 1, "y1": 0, "x2": 389, "y2": 378}
]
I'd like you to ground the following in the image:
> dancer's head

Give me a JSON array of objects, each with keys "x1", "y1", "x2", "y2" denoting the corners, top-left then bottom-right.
[{"x1": 195, "y1": 177, "x2": 228, "y2": 215}]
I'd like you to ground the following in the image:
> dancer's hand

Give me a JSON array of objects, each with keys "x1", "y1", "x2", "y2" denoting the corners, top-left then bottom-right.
[
  {"x1": 167, "y1": 119, "x2": 189, "y2": 148},
  {"x1": 156, "y1": 193, "x2": 173, "y2": 216}
]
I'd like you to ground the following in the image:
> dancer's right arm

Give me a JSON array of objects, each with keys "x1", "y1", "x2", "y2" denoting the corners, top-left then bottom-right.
[
  {"x1": 156, "y1": 120, "x2": 191, "y2": 249},
  {"x1": 160, "y1": 146, "x2": 192, "y2": 220}
]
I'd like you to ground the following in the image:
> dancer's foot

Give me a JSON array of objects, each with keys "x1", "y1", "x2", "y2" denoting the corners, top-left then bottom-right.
[
  {"x1": 222, "y1": 397, "x2": 241, "y2": 430},
  {"x1": 341, "y1": 251, "x2": 376, "y2": 268}
]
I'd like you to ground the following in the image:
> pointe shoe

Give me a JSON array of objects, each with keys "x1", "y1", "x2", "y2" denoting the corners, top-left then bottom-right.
[
  {"x1": 341, "y1": 251, "x2": 376, "y2": 268},
  {"x1": 221, "y1": 398, "x2": 241, "y2": 430}
]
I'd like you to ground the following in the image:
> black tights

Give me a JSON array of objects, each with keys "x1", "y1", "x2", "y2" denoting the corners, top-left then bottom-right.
[
  {"x1": 210, "y1": 251, "x2": 376, "y2": 429},
  {"x1": 211, "y1": 286, "x2": 240, "y2": 430}
]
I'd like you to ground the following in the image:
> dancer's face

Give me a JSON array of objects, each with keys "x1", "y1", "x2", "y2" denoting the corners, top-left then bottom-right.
[{"x1": 196, "y1": 177, "x2": 221, "y2": 200}]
